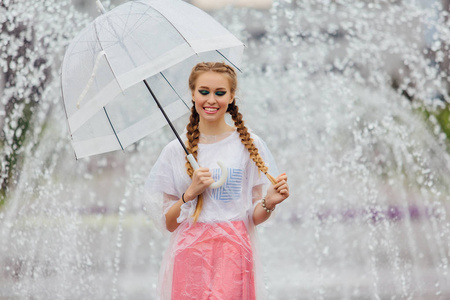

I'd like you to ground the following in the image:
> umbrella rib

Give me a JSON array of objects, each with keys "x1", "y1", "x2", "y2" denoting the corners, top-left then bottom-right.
[
  {"x1": 103, "y1": 107, "x2": 124, "y2": 151},
  {"x1": 94, "y1": 17, "x2": 125, "y2": 92},
  {"x1": 60, "y1": 63, "x2": 78, "y2": 160},
  {"x1": 60, "y1": 65, "x2": 73, "y2": 137},
  {"x1": 148, "y1": 5, "x2": 193, "y2": 50},
  {"x1": 122, "y1": 7, "x2": 152, "y2": 38},
  {"x1": 159, "y1": 72, "x2": 190, "y2": 109},
  {"x1": 216, "y1": 50, "x2": 242, "y2": 73},
  {"x1": 143, "y1": 79, "x2": 190, "y2": 155}
]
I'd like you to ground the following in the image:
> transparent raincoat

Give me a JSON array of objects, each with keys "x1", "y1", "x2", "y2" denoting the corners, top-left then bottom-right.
[{"x1": 146, "y1": 130, "x2": 277, "y2": 300}]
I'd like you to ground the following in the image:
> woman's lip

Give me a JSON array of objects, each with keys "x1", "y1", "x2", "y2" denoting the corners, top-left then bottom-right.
[{"x1": 203, "y1": 107, "x2": 219, "y2": 114}]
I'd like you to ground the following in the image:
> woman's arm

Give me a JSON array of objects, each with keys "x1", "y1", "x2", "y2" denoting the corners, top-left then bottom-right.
[
  {"x1": 165, "y1": 167, "x2": 214, "y2": 232},
  {"x1": 252, "y1": 185, "x2": 270, "y2": 226},
  {"x1": 253, "y1": 173, "x2": 289, "y2": 225},
  {"x1": 164, "y1": 195, "x2": 185, "y2": 232}
]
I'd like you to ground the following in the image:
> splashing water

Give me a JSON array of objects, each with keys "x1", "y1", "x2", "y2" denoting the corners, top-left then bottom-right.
[{"x1": 1, "y1": 0, "x2": 450, "y2": 299}]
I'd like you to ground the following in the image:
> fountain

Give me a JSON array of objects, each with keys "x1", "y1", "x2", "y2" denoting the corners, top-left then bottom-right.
[{"x1": 1, "y1": 0, "x2": 450, "y2": 299}]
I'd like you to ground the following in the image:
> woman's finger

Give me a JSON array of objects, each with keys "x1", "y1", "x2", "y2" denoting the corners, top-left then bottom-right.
[
  {"x1": 277, "y1": 183, "x2": 288, "y2": 191},
  {"x1": 274, "y1": 180, "x2": 287, "y2": 189},
  {"x1": 277, "y1": 173, "x2": 287, "y2": 182},
  {"x1": 281, "y1": 189, "x2": 289, "y2": 196},
  {"x1": 277, "y1": 186, "x2": 289, "y2": 194},
  {"x1": 194, "y1": 167, "x2": 210, "y2": 175},
  {"x1": 202, "y1": 177, "x2": 214, "y2": 185},
  {"x1": 194, "y1": 168, "x2": 212, "y2": 181}
]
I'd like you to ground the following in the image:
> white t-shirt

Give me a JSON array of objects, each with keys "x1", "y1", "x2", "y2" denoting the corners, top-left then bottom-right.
[{"x1": 146, "y1": 129, "x2": 277, "y2": 225}]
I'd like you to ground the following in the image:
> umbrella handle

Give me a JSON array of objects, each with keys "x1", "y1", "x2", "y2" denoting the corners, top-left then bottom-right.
[{"x1": 187, "y1": 154, "x2": 228, "y2": 189}]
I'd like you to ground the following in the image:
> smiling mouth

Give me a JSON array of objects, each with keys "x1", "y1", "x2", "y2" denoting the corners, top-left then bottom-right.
[{"x1": 204, "y1": 107, "x2": 219, "y2": 112}]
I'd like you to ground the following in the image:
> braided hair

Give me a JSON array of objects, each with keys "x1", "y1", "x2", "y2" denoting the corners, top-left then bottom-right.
[{"x1": 186, "y1": 62, "x2": 276, "y2": 223}]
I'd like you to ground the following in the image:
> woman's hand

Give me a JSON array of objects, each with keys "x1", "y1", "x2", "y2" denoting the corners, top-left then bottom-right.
[
  {"x1": 265, "y1": 173, "x2": 289, "y2": 209},
  {"x1": 184, "y1": 167, "x2": 214, "y2": 202}
]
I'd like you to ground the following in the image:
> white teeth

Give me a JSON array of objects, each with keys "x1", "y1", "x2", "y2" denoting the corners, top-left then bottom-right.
[{"x1": 204, "y1": 108, "x2": 218, "y2": 112}]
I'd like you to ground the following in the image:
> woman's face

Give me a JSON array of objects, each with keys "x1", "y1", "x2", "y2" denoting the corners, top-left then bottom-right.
[{"x1": 192, "y1": 71, "x2": 234, "y2": 126}]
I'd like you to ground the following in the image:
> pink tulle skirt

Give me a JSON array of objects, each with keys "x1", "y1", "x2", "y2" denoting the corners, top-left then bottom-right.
[{"x1": 172, "y1": 220, "x2": 255, "y2": 300}]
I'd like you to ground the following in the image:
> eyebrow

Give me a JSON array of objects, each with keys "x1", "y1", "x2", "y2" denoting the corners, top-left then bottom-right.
[{"x1": 198, "y1": 86, "x2": 227, "y2": 90}]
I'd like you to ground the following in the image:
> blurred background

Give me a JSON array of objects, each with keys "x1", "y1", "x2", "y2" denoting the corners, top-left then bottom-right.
[{"x1": 1, "y1": 0, "x2": 450, "y2": 299}]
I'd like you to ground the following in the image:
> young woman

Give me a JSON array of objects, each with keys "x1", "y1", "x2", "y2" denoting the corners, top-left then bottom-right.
[{"x1": 146, "y1": 62, "x2": 289, "y2": 300}]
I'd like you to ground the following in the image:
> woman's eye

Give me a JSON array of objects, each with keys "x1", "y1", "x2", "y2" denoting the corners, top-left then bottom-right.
[
  {"x1": 215, "y1": 91, "x2": 226, "y2": 96},
  {"x1": 199, "y1": 90, "x2": 210, "y2": 95}
]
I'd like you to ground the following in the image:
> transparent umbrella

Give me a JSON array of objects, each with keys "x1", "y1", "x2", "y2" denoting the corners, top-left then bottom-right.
[{"x1": 61, "y1": 0, "x2": 244, "y2": 186}]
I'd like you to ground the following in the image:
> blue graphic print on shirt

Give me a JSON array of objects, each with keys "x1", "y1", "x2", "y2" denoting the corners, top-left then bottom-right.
[{"x1": 211, "y1": 168, "x2": 243, "y2": 202}]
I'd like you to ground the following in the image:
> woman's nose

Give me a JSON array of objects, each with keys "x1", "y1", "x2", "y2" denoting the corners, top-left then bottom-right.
[{"x1": 206, "y1": 94, "x2": 217, "y2": 104}]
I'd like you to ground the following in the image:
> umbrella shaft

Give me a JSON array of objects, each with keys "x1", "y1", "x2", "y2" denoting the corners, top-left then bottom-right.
[{"x1": 143, "y1": 80, "x2": 190, "y2": 156}]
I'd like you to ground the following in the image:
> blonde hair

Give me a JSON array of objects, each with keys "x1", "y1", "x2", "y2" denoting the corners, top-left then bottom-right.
[{"x1": 186, "y1": 62, "x2": 276, "y2": 223}]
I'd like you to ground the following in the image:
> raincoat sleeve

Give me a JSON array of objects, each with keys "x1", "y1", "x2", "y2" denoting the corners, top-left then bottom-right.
[
  {"x1": 252, "y1": 134, "x2": 278, "y2": 186},
  {"x1": 248, "y1": 133, "x2": 279, "y2": 211},
  {"x1": 145, "y1": 140, "x2": 190, "y2": 232}
]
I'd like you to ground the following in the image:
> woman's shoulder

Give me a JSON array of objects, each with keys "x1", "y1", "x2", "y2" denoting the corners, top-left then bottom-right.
[
  {"x1": 248, "y1": 129, "x2": 274, "y2": 162},
  {"x1": 248, "y1": 129, "x2": 266, "y2": 146},
  {"x1": 159, "y1": 138, "x2": 186, "y2": 159}
]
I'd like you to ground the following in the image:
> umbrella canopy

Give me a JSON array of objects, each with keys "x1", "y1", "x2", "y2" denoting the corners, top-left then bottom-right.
[{"x1": 61, "y1": 0, "x2": 244, "y2": 159}]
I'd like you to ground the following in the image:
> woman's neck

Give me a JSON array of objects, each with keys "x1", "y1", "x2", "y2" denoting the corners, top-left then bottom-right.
[{"x1": 198, "y1": 120, "x2": 234, "y2": 135}]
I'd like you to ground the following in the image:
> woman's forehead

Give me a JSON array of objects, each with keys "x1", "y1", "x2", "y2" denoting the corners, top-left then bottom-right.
[{"x1": 195, "y1": 71, "x2": 231, "y2": 88}]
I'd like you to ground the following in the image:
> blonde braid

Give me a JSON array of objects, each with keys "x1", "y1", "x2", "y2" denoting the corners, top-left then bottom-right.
[
  {"x1": 185, "y1": 104, "x2": 200, "y2": 176},
  {"x1": 228, "y1": 101, "x2": 277, "y2": 184},
  {"x1": 185, "y1": 103, "x2": 203, "y2": 223}
]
